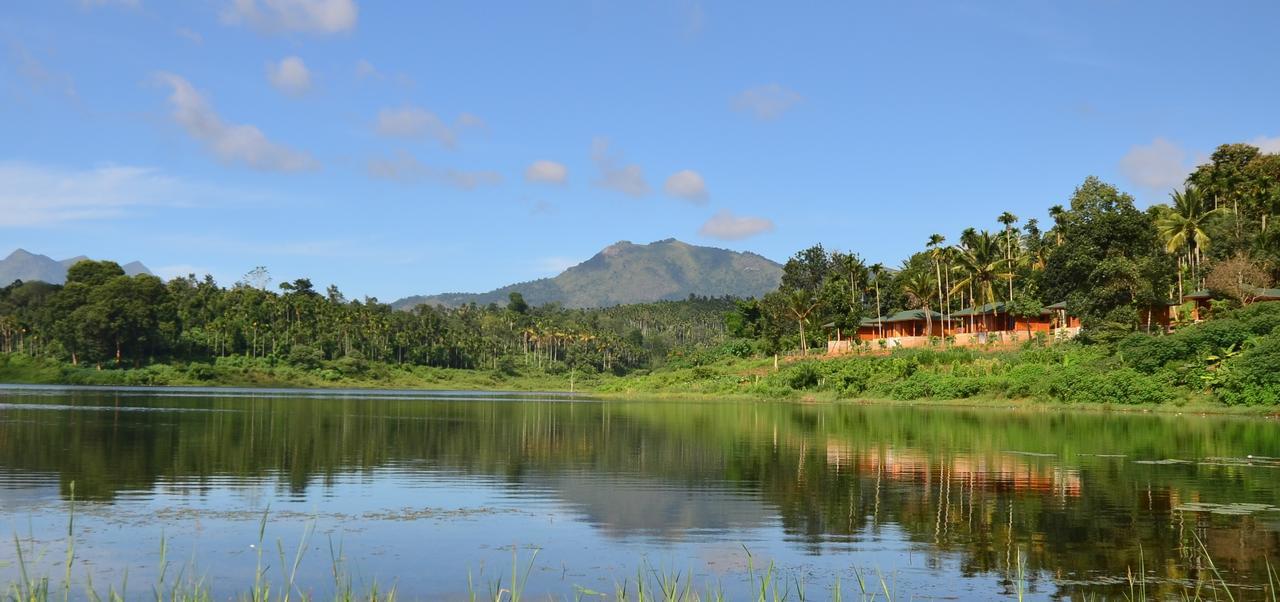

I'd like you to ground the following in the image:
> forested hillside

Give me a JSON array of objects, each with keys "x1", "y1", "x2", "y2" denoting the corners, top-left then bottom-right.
[{"x1": 392, "y1": 239, "x2": 782, "y2": 310}]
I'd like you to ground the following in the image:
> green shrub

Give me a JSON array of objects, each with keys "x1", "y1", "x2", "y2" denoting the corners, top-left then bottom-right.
[
  {"x1": 1217, "y1": 335, "x2": 1280, "y2": 405},
  {"x1": 287, "y1": 344, "x2": 324, "y2": 370},
  {"x1": 1047, "y1": 365, "x2": 1174, "y2": 405},
  {"x1": 784, "y1": 363, "x2": 821, "y2": 390}
]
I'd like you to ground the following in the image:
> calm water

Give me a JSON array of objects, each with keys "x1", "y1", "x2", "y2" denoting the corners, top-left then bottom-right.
[{"x1": 1, "y1": 385, "x2": 1279, "y2": 600}]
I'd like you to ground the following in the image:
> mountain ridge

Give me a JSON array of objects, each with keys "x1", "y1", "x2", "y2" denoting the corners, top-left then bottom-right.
[
  {"x1": 392, "y1": 239, "x2": 782, "y2": 310},
  {"x1": 1, "y1": 249, "x2": 153, "y2": 286}
]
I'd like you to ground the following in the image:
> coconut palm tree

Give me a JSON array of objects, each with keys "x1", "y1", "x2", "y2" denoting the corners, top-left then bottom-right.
[
  {"x1": 1156, "y1": 184, "x2": 1222, "y2": 296},
  {"x1": 869, "y1": 262, "x2": 885, "y2": 338},
  {"x1": 997, "y1": 212, "x2": 1019, "y2": 301},
  {"x1": 951, "y1": 230, "x2": 1013, "y2": 332},
  {"x1": 900, "y1": 269, "x2": 937, "y2": 337},
  {"x1": 784, "y1": 288, "x2": 821, "y2": 355}
]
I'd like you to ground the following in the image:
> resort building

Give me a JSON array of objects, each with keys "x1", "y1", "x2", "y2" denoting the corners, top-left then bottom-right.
[{"x1": 829, "y1": 301, "x2": 1080, "y2": 355}]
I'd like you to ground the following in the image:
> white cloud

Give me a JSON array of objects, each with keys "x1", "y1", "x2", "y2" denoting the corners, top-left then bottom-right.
[
  {"x1": 534, "y1": 256, "x2": 579, "y2": 275},
  {"x1": 1118, "y1": 137, "x2": 1190, "y2": 192},
  {"x1": 374, "y1": 106, "x2": 474, "y2": 148},
  {"x1": 367, "y1": 151, "x2": 502, "y2": 190},
  {"x1": 223, "y1": 0, "x2": 358, "y2": 34},
  {"x1": 175, "y1": 27, "x2": 204, "y2": 44},
  {"x1": 81, "y1": 0, "x2": 140, "y2": 8},
  {"x1": 733, "y1": 84, "x2": 801, "y2": 120},
  {"x1": 591, "y1": 138, "x2": 649, "y2": 197},
  {"x1": 266, "y1": 56, "x2": 311, "y2": 96},
  {"x1": 157, "y1": 72, "x2": 318, "y2": 172},
  {"x1": 0, "y1": 162, "x2": 194, "y2": 227},
  {"x1": 698, "y1": 209, "x2": 775, "y2": 240},
  {"x1": 525, "y1": 160, "x2": 568, "y2": 185},
  {"x1": 8, "y1": 42, "x2": 77, "y2": 101},
  {"x1": 663, "y1": 169, "x2": 708, "y2": 203},
  {"x1": 354, "y1": 59, "x2": 414, "y2": 87},
  {"x1": 1249, "y1": 135, "x2": 1280, "y2": 154}
]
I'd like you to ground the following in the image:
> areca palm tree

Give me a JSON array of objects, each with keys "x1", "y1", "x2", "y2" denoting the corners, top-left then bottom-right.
[
  {"x1": 1048, "y1": 205, "x2": 1066, "y2": 245},
  {"x1": 900, "y1": 269, "x2": 937, "y2": 337},
  {"x1": 951, "y1": 230, "x2": 1013, "y2": 332},
  {"x1": 1156, "y1": 184, "x2": 1221, "y2": 296},
  {"x1": 926, "y1": 234, "x2": 948, "y2": 335},
  {"x1": 869, "y1": 262, "x2": 885, "y2": 338},
  {"x1": 997, "y1": 212, "x2": 1019, "y2": 301}
]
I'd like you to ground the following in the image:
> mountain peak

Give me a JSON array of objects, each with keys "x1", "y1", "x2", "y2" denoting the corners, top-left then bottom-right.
[
  {"x1": 1, "y1": 249, "x2": 153, "y2": 286},
  {"x1": 392, "y1": 239, "x2": 782, "y2": 310}
]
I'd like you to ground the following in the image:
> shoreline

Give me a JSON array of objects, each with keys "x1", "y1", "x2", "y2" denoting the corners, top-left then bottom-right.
[{"x1": 3, "y1": 374, "x2": 1276, "y2": 418}]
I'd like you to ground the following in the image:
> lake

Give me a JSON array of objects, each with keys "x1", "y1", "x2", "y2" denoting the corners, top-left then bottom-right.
[{"x1": 1, "y1": 385, "x2": 1278, "y2": 600}]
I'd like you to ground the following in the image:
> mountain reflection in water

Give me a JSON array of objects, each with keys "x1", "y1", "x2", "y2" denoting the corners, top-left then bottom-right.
[{"x1": 0, "y1": 385, "x2": 1277, "y2": 600}]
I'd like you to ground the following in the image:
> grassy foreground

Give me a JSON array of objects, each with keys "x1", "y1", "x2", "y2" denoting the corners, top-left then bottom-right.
[{"x1": 7, "y1": 496, "x2": 1278, "y2": 602}]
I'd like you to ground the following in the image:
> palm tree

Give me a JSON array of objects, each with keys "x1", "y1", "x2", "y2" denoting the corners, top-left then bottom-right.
[
  {"x1": 997, "y1": 212, "x2": 1019, "y2": 301},
  {"x1": 869, "y1": 263, "x2": 885, "y2": 338},
  {"x1": 900, "y1": 269, "x2": 937, "y2": 337},
  {"x1": 951, "y1": 231, "x2": 1013, "y2": 332},
  {"x1": 1047, "y1": 205, "x2": 1066, "y2": 245},
  {"x1": 785, "y1": 288, "x2": 821, "y2": 355},
  {"x1": 926, "y1": 234, "x2": 947, "y2": 337},
  {"x1": 1156, "y1": 184, "x2": 1222, "y2": 297}
]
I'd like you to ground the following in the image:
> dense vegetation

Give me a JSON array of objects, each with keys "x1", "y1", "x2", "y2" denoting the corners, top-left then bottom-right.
[
  {"x1": 0, "y1": 260, "x2": 733, "y2": 378},
  {"x1": 2, "y1": 142, "x2": 1280, "y2": 404}
]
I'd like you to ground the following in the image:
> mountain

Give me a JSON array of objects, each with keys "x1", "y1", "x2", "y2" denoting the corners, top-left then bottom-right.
[
  {"x1": 392, "y1": 239, "x2": 782, "y2": 310},
  {"x1": 1, "y1": 249, "x2": 153, "y2": 286}
]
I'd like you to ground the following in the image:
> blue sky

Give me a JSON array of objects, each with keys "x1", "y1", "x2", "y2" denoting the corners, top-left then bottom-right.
[{"x1": 3, "y1": 1, "x2": 1279, "y2": 301}]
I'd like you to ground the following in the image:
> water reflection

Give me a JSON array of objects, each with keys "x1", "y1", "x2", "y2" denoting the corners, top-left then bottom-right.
[{"x1": 0, "y1": 385, "x2": 1277, "y2": 599}]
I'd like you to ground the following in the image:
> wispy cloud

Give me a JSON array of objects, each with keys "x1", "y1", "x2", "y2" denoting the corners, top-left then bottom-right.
[
  {"x1": 266, "y1": 56, "x2": 311, "y2": 96},
  {"x1": 663, "y1": 169, "x2": 708, "y2": 204},
  {"x1": 1118, "y1": 137, "x2": 1189, "y2": 193},
  {"x1": 1249, "y1": 135, "x2": 1280, "y2": 154},
  {"x1": 157, "y1": 72, "x2": 319, "y2": 172},
  {"x1": 367, "y1": 151, "x2": 502, "y2": 190},
  {"x1": 223, "y1": 0, "x2": 358, "y2": 34},
  {"x1": 732, "y1": 84, "x2": 801, "y2": 121},
  {"x1": 354, "y1": 59, "x2": 414, "y2": 87},
  {"x1": 374, "y1": 106, "x2": 482, "y2": 148},
  {"x1": 591, "y1": 138, "x2": 649, "y2": 197},
  {"x1": 533, "y1": 256, "x2": 580, "y2": 275},
  {"x1": 80, "y1": 0, "x2": 140, "y2": 9},
  {"x1": 0, "y1": 162, "x2": 199, "y2": 227},
  {"x1": 525, "y1": 160, "x2": 568, "y2": 185},
  {"x1": 698, "y1": 209, "x2": 775, "y2": 240},
  {"x1": 7, "y1": 42, "x2": 77, "y2": 101},
  {"x1": 175, "y1": 27, "x2": 204, "y2": 44}
]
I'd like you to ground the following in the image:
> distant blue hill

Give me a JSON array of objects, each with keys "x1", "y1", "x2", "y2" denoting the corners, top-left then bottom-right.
[{"x1": 0, "y1": 248, "x2": 152, "y2": 286}]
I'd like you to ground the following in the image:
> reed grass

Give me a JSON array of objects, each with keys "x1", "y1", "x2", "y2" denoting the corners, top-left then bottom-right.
[{"x1": 4, "y1": 498, "x2": 1278, "y2": 601}]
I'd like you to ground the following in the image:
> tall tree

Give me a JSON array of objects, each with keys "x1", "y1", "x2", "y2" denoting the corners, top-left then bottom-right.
[
  {"x1": 951, "y1": 231, "x2": 1011, "y2": 331},
  {"x1": 1042, "y1": 176, "x2": 1174, "y2": 340},
  {"x1": 868, "y1": 263, "x2": 885, "y2": 338},
  {"x1": 998, "y1": 212, "x2": 1019, "y2": 301},
  {"x1": 1155, "y1": 184, "x2": 1222, "y2": 297},
  {"x1": 926, "y1": 234, "x2": 947, "y2": 333},
  {"x1": 899, "y1": 269, "x2": 936, "y2": 337}
]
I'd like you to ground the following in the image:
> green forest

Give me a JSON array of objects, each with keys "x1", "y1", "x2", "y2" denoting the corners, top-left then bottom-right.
[{"x1": 3, "y1": 142, "x2": 1280, "y2": 405}]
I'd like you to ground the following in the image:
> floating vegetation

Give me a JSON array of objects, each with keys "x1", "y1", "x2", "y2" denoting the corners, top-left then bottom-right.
[
  {"x1": 1003, "y1": 450, "x2": 1056, "y2": 457},
  {"x1": 1174, "y1": 502, "x2": 1280, "y2": 516},
  {"x1": 1200, "y1": 456, "x2": 1280, "y2": 468},
  {"x1": 1132, "y1": 459, "x2": 1193, "y2": 465}
]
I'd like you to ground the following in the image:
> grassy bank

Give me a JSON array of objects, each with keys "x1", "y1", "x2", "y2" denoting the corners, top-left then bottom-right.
[{"x1": 3, "y1": 303, "x2": 1279, "y2": 412}]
